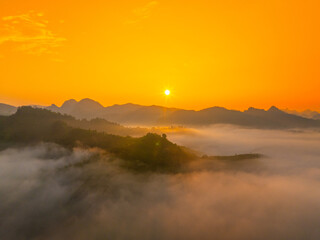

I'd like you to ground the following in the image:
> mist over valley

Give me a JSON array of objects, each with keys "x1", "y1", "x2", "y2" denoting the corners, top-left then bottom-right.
[{"x1": 1, "y1": 105, "x2": 320, "y2": 239}]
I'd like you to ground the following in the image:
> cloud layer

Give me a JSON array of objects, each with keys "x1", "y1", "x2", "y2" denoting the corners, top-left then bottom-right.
[
  {"x1": 125, "y1": 1, "x2": 159, "y2": 25},
  {"x1": 1, "y1": 127, "x2": 320, "y2": 240},
  {"x1": 0, "y1": 11, "x2": 66, "y2": 56}
]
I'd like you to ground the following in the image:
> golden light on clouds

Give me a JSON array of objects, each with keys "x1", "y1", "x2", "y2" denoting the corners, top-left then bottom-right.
[
  {"x1": 0, "y1": 11, "x2": 66, "y2": 58},
  {"x1": 125, "y1": 1, "x2": 159, "y2": 25}
]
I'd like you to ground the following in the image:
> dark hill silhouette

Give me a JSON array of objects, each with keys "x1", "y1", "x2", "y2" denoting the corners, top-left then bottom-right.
[
  {"x1": 162, "y1": 105, "x2": 320, "y2": 128},
  {"x1": 0, "y1": 107, "x2": 195, "y2": 172},
  {"x1": 54, "y1": 99, "x2": 320, "y2": 128},
  {"x1": 59, "y1": 98, "x2": 105, "y2": 119},
  {"x1": 0, "y1": 103, "x2": 149, "y2": 136},
  {"x1": 1, "y1": 99, "x2": 320, "y2": 129}
]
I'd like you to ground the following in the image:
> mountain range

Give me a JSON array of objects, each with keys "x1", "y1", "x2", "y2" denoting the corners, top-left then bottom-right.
[
  {"x1": 1, "y1": 98, "x2": 320, "y2": 129},
  {"x1": 283, "y1": 109, "x2": 320, "y2": 120}
]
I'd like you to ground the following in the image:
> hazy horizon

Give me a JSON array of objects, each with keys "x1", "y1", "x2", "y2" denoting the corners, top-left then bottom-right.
[{"x1": 1, "y1": 97, "x2": 320, "y2": 113}]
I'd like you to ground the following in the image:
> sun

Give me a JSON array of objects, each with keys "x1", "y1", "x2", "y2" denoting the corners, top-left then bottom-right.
[{"x1": 164, "y1": 89, "x2": 170, "y2": 96}]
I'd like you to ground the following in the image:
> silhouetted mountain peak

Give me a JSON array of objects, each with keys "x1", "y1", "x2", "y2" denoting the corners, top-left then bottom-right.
[
  {"x1": 246, "y1": 107, "x2": 265, "y2": 112},
  {"x1": 46, "y1": 104, "x2": 59, "y2": 112},
  {"x1": 244, "y1": 107, "x2": 266, "y2": 115},
  {"x1": 61, "y1": 99, "x2": 77, "y2": 108},
  {"x1": 123, "y1": 103, "x2": 141, "y2": 107},
  {"x1": 268, "y1": 106, "x2": 282, "y2": 113},
  {"x1": 78, "y1": 98, "x2": 104, "y2": 108},
  {"x1": 201, "y1": 106, "x2": 228, "y2": 112},
  {"x1": 110, "y1": 103, "x2": 142, "y2": 108},
  {"x1": 60, "y1": 99, "x2": 104, "y2": 117}
]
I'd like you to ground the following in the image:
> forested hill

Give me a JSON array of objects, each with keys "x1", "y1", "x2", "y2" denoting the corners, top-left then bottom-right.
[{"x1": 0, "y1": 107, "x2": 195, "y2": 172}]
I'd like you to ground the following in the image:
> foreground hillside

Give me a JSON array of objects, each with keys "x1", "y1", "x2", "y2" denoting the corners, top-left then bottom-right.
[{"x1": 0, "y1": 107, "x2": 194, "y2": 172}]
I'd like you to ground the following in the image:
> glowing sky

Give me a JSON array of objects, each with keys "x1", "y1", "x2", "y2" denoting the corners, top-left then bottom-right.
[{"x1": 0, "y1": 0, "x2": 319, "y2": 110}]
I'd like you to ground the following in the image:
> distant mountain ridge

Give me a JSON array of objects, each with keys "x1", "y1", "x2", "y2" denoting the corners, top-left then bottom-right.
[
  {"x1": 283, "y1": 109, "x2": 320, "y2": 120},
  {"x1": 1, "y1": 98, "x2": 320, "y2": 129}
]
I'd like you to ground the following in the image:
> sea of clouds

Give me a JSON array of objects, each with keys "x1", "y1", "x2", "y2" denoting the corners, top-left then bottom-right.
[{"x1": 1, "y1": 126, "x2": 320, "y2": 240}]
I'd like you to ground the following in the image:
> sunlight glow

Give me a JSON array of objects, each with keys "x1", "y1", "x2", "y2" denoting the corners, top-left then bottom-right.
[{"x1": 165, "y1": 89, "x2": 170, "y2": 96}]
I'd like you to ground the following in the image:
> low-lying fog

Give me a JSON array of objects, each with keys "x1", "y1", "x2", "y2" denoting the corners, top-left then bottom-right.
[{"x1": 1, "y1": 126, "x2": 320, "y2": 240}]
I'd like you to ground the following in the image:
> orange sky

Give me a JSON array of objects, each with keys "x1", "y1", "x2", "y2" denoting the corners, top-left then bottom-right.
[{"x1": 0, "y1": 0, "x2": 319, "y2": 110}]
